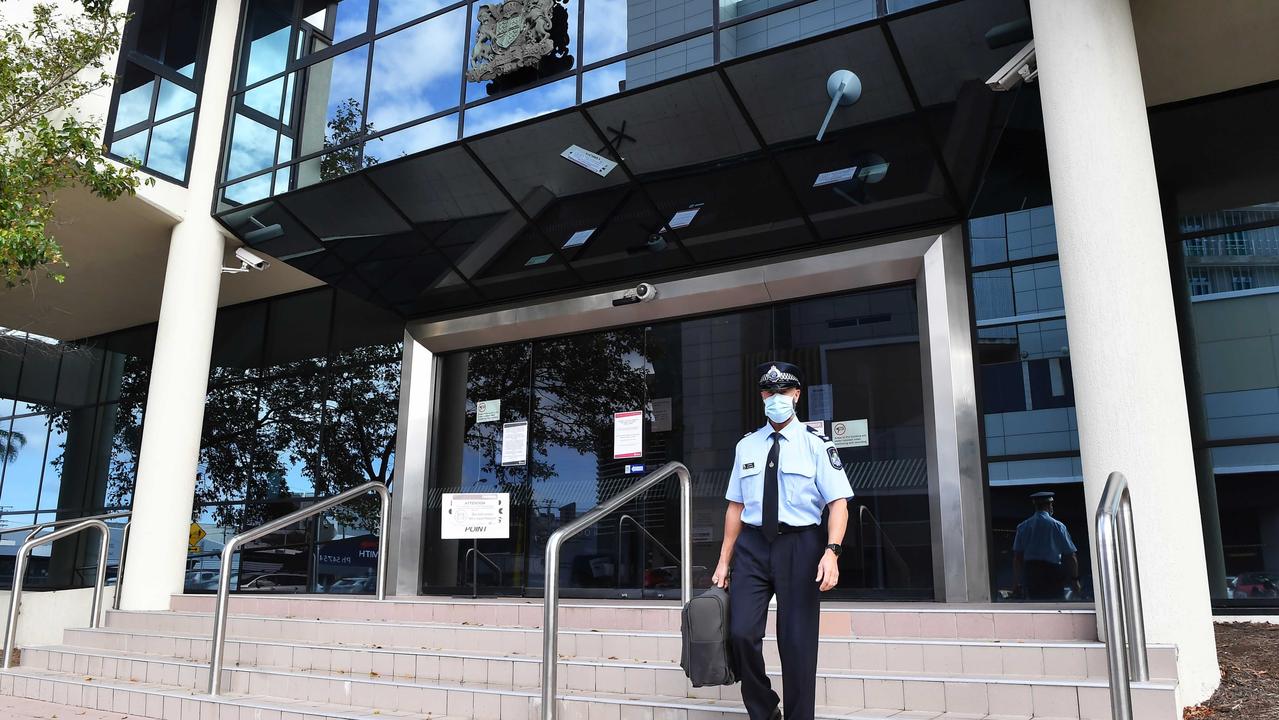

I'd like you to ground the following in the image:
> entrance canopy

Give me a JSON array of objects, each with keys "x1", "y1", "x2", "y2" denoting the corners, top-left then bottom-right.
[{"x1": 216, "y1": 0, "x2": 1028, "y2": 319}]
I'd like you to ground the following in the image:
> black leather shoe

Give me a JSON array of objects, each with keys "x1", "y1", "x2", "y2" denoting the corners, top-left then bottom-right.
[{"x1": 768, "y1": 707, "x2": 782, "y2": 720}]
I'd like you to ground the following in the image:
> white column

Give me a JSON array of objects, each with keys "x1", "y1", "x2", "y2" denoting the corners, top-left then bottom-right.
[
  {"x1": 1030, "y1": 0, "x2": 1218, "y2": 705},
  {"x1": 120, "y1": 0, "x2": 243, "y2": 610}
]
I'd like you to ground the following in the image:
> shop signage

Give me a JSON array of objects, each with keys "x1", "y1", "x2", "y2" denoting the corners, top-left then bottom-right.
[{"x1": 442, "y1": 493, "x2": 510, "y2": 539}]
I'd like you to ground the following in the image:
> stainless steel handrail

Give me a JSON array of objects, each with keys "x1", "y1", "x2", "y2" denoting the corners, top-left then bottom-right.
[
  {"x1": 3, "y1": 519, "x2": 111, "y2": 668},
  {"x1": 857, "y1": 505, "x2": 909, "y2": 588},
  {"x1": 1, "y1": 511, "x2": 132, "y2": 610},
  {"x1": 207, "y1": 482, "x2": 390, "y2": 695},
  {"x1": 1095, "y1": 471, "x2": 1149, "y2": 720},
  {"x1": 616, "y1": 513, "x2": 681, "y2": 587},
  {"x1": 464, "y1": 545, "x2": 503, "y2": 598},
  {"x1": 542, "y1": 462, "x2": 692, "y2": 720}
]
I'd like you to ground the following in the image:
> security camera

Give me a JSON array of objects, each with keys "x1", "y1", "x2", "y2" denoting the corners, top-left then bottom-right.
[
  {"x1": 986, "y1": 40, "x2": 1036, "y2": 92},
  {"x1": 612, "y1": 282, "x2": 658, "y2": 307},
  {"x1": 223, "y1": 247, "x2": 271, "y2": 274}
]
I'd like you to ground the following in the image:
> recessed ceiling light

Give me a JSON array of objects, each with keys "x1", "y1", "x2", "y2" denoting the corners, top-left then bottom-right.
[
  {"x1": 564, "y1": 229, "x2": 595, "y2": 249},
  {"x1": 669, "y1": 206, "x2": 701, "y2": 229},
  {"x1": 525, "y1": 253, "x2": 552, "y2": 266},
  {"x1": 814, "y1": 166, "x2": 858, "y2": 187}
]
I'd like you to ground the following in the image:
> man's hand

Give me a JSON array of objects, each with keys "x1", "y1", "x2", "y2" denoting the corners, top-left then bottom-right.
[
  {"x1": 712, "y1": 561, "x2": 731, "y2": 589},
  {"x1": 816, "y1": 550, "x2": 840, "y2": 591}
]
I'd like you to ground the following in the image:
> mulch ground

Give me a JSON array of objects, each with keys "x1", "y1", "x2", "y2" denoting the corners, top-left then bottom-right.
[{"x1": 1184, "y1": 622, "x2": 1279, "y2": 719}]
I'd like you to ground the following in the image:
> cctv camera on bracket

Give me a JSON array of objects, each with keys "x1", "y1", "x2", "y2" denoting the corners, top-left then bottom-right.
[
  {"x1": 986, "y1": 40, "x2": 1036, "y2": 92},
  {"x1": 612, "y1": 283, "x2": 658, "y2": 307},
  {"x1": 222, "y1": 247, "x2": 271, "y2": 275}
]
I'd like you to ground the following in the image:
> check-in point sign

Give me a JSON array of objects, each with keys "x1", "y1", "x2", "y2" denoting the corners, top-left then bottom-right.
[{"x1": 442, "y1": 493, "x2": 510, "y2": 539}]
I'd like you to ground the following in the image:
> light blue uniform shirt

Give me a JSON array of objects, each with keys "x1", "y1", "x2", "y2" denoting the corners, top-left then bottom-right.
[
  {"x1": 725, "y1": 419, "x2": 854, "y2": 526},
  {"x1": 1012, "y1": 511, "x2": 1078, "y2": 564}
]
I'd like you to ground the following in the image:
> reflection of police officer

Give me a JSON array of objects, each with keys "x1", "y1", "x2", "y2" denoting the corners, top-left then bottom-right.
[
  {"x1": 1012, "y1": 491, "x2": 1081, "y2": 600},
  {"x1": 712, "y1": 362, "x2": 853, "y2": 720}
]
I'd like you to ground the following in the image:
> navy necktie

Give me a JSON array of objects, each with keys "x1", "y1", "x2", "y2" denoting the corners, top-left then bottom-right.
[{"x1": 762, "y1": 432, "x2": 782, "y2": 541}]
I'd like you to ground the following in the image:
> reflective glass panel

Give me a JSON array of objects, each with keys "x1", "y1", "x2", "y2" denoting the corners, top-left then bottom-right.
[
  {"x1": 110, "y1": 129, "x2": 149, "y2": 163},
  {"x1": 1, "y1": 411, "x2": 51, "y2": 514},
  {"x1": 465, "y1": 0, "x2": 577, "y2": 104},
  {"x1": 227, "y1": 113, "x2": 279, "y2": 180},
  {"x1": 464, "y1": 80, "x2": 577, "y2": 135},
  {"x1": 583, "y1": 0, "x2": 711, "y2": 66},
  {"x1": 146, "y1": 112, "x2": 194, "y2": 179},
  {"x1": 296, "y1": 47, "x2": 371, "y2": 159},
  {"x1": 620, "y1": 33, "x2": 711, "y2": 89},
  {"x1": 299, "y1": 0, "x2": 371, "y2": 53},
  {"x1": 243, "y1": 0, "x2": 293, "y2": 86},
  {"x1": 367, "y1": 8, "x2": 466, "y2": 132},
  {"x1": 366, "y1": 113, "x2": 459, "y2": 160},
  {"x1": 377, "y1": 0, "x2": 457, "y2": 31},
  {"x1": 986, "y1": 463, "x2": 1088, "y2": 602},
  {"x1": 223, "y1": 173, "x2": 273, "y2": 206},
  {"x1": 155, "y1": 79, "x2": 197, "y2": 119},
  {"x1": 977, "y1": 320, "x2": 1076, "y2": 457},
  {"x1": 114, "y1": 64, "x2": 155, "y2": 131},
  {"x1": 1181, "y1": 202, "x2": 1279, "y2": 235},
  {"x1": 243, "y1": 77, "x2": 286, "y2": 119}
]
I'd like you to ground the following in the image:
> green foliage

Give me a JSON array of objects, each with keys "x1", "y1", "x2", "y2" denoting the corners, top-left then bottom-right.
[{"x1": 0, "y1": 1, "x2": 148, "y2": 288}]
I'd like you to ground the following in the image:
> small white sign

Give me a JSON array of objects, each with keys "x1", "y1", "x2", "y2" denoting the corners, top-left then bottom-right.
[
  {"x1": 477, "y1": 399, "x2": 501, "y2": 423},
  {"x1": 804, "y1": 420, "x2": 825, "y2": 435},
  {"x1": 808, "y1": 383, "x2": 833, "y2": 421},
  {"x1": 564, "y1": 229, "x2": 595, "y2": 248},
  {"x1": 614, "y1": 410, "x2": 643, "y2": 459},
  {"x1": 831, "y1": 419, "x2": 869, "y2": 448},
  {"x1": 669, "y1": 207, "x2": 700, "y2": 229},
  {"x1": 525, "y1": 253, "x2": 552, "y2": 266},
  {"x1": 650, "y1": 397, "x2": 672, "y2": 433},
  {"x1": 501, "y1": 421, "x2": 528, "y2": 466},
  {"x1": 813, "y1": 166, "x2": 858, "y2": 187},
  {"x1": 441, "y1": 493, "x2": 510, "y2": 539},
  {"x1": 625, "y1": 463, "x2": 647, "y2": 474},
  {"x1": 561, "y1": 145, "x2": 618, "y2": 177}
]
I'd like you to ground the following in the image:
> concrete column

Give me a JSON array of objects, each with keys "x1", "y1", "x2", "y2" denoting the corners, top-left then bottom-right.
[
  {"x1": 119, "y1": 0, "x2": 243, "y2": 610},
  {"x1": 387, "y1": 331, "x2": 436, "y2": 596},
  {"x1": 1030, "y1": 0, "x2": 1218, "y2": 704}
]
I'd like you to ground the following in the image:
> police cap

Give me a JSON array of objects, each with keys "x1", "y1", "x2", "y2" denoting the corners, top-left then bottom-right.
[
  {"x1": 756, "y1": 361, "x2": 802, "y2": 390},
  {"x1": 1030, "y1": 491, "x2": 1055, "y2": 501}
]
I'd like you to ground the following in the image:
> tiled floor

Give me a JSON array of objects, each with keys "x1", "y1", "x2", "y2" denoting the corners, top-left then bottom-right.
[{"x1": 0, "y1": 693, "x2": 133, "y2": 718}]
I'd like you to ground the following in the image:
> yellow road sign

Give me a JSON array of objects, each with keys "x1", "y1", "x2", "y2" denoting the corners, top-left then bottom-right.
[{"x1": 189, "y1": 523, "x2": 207, "y2": 552}]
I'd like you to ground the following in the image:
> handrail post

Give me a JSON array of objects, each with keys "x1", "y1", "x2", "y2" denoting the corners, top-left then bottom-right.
[
  {"x1": 541, "y1": 462, "x2": 692, "y2": 720},
  {"x1": 3, "y1": 519, "x2": 111, "y2": 669},
  {"x1": 1096, "y1": 471, "x2": 1148, "y2": 720},
  {"x1": 1118, "y1": 496, "x2": 1148, "y2": 681},
  {"x1": 113, "y1": 521, "x2": 132, "y2": 611},
  {"x1": 207, "y1": 482, "x2": 390, "y2": 696}
]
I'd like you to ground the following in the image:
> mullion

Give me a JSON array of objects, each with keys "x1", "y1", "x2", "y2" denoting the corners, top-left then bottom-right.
[{"x1": 126, "y1": 51, "x2": 200, "y2": 92}]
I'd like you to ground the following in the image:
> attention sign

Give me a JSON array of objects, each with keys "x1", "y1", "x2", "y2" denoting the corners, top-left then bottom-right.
[{"x1": 441, "y1": 493, "x2": 510, "y2": 539}]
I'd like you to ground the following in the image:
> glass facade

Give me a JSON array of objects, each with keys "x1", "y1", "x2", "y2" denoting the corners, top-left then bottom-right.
[
  {"x1": 0, "y1": 288, "x2": 402, "y2": 595},
  {"x1": 1176, "y1": 202, "x2": 1279, "y2": 607},
  {"x1": 106, "y1": 0, "x2": 213, "y2": 183},
  {"x1": 217, "y1": 0, "x2": 953, "y2": 207},
  {"x1": 425, "y1": 285, "x2": 933, "y2": 599},
  {"x1": 967, "y1": 206, "x2": 1090, "y2": 603}
]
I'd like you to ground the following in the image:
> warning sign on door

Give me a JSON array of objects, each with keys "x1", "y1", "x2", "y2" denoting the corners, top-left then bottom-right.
[{"x1": 831, "y1": 419, "x2": 869, "y2": 448}]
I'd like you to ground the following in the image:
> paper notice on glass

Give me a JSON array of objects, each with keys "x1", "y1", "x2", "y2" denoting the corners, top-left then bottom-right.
[
  {"x1": 614, "y1": 410, "x2": 643, "y2": 459},
  {"x1": 561, "y1": 145, "x2": 617, "y2": 177},
  {"x1": 501, "y1": 421, "x2": 528, "y2": 466},
  {"x1": 831, "y1": 419, "x2": 869, "y2": 448},
  {"x1": 651, "y1": 397, "x2": 672, "y2": 432},
  {"x1": 808, "y1": 383, "x2": 833, "y2": 421},
  {"x1": 441, "y1": 493, "x2": 510, "y2": 539},
  {"x1": 477, "y1": 399, "x2": 501, "y2": 423}
]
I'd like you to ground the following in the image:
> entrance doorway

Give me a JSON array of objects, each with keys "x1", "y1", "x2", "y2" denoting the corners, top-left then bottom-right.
[{"x1": 423, "y1": 284, "x2": 932, "y2": 599}]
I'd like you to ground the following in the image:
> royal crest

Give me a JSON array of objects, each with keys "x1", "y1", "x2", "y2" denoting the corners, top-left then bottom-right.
[{"x1": 466, "y1": 0, "x2": 570, "y2": 84}]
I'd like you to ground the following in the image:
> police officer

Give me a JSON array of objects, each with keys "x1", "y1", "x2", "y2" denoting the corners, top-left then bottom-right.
[
  {"x1": 1012, "y1": 491, "x2": 1081, "y2": 600},
  {"x1": 712, "y1": 362, "x2": 853, "y2": 720}
]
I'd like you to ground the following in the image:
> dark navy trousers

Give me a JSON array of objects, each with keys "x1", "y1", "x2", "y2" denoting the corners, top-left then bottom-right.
[{"x1": 729, "y1": 524, "x2": 824, "y2": 720}]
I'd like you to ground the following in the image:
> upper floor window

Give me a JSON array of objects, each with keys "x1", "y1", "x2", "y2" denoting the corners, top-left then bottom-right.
[{"x1": 106, "y1": 0, "x2": 214, "y2": 184}]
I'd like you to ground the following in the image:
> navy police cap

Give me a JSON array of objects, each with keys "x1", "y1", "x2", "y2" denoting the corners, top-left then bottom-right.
[{"x1": 756, "y1": 361, "x2": 802, "y2": 390}]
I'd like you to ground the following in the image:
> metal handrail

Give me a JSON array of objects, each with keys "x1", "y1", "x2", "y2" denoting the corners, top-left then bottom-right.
[
  {"x1": 207, "y1": 482, "x2": 390, "y2": 696},
  {"x1": 542, "y1": 462, "x2": 692, "y2": 720},
  {"x1": 1095, "y1": 471, "x2": 1149, "y2": 720},
  {"x1": 616, "y1": 513, "x2": 681, "y2": 587},
  {"x1": 3, "y1": 519, "x2": 111, "y2": 668},
  {"x1": 464, "y1": 545, "x2": 503, "y2": 598},
  {"x1": 857, "y1": 505, "x2": 910, "y2": 588},
  {"x1": 0, "y1": 511, "x2": 132, "y2": 610}
]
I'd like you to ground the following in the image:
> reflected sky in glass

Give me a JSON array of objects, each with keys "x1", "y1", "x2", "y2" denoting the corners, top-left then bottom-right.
[
  {"x1": 367, "y1": 8, "x2": 466, "y2": 132},
  {"x1": 299, "y1": 47, "x2": 370, "y2": 157},
  {"x1": 0, "y1": 413, "x2": 51, "y2": 514},
  {"x1": 244, "y1": 77, "x2": 285, "y2": 119},
  {"x1": 245, "y1": 25, "x2": 290, "y2": 86},
  {"x1": 114, "y1": 77, "x2": 154, "y2": 130},
  {"x1": 147, "y1": 113, "x2": 194, "y2": 179},
  {"x1": 155, "y1": 79, "x2": 197, "y2": 119},
  {"x1": 463, "y1": 77, "x2": 576, "y2": 136},
  {"x1": 110, "y1": 130, "x2": 148, "y2": 162},
  {"x1": 366, "y1": 113, "x2": 459, "y2": 160},
  {"x1": 581, "y1": 61, "x2": 624, "y2": 102},
  {"x1": 228, "y1": 113, "x2": 278, "y2": 180},
  {"x1": 376, "y1": 0, "x2": 456, "y2": 32},
  {"x1": 225, "y1": 173, "x2": 273, "y2": 207}
]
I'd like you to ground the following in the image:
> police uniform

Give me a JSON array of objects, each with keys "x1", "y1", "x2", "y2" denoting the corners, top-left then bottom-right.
[
  {"x1": 1013, "y1": 491, "x2": 1077, "y2": 600},
  {"x1": 724, "y1": 362, "x2": 854, "y2": 720}
]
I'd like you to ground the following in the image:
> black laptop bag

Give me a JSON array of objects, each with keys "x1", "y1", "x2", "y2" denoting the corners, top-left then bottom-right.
[{"x1": 679, "y1": 586, "x2": 738, "y2": 687}]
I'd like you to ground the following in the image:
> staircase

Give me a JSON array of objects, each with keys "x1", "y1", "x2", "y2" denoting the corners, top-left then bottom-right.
[{"x1": 0, "y1": 595, "x2": 1180, "y2": 719}]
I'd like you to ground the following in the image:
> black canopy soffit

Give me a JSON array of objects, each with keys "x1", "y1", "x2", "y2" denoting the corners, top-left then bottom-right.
[{"x1": 216, "y1": 0, "x2": 1029, "y2": 319}]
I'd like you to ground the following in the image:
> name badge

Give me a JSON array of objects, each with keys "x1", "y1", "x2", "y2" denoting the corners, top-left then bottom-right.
[{"x1": 742, "y1": 462, "x2": 755, "y2": 470}]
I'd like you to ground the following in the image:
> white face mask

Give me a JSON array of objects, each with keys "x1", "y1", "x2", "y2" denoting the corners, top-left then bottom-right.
[{"x1": 763, "y1": 393, "x2": 795, "y2": 424}]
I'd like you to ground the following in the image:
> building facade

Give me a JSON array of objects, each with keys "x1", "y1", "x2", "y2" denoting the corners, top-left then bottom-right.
[{"x1": 3, "y1": 0, "x2": 1279, "y2": 712}]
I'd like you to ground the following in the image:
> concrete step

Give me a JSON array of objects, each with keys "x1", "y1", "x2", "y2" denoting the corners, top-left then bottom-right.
[
  {"x1": 63, "y1": 625, "x2": 1180, "y2": 682},
  {"x1": 0, "y1": 665, "x2": 455, "y2": 719},
  {"x1": 19, "y1": 643, "x2": 1179, "y2": 718},
  {"x1": 168, "y1": 595, "x2": 1100, "y2": 641}
]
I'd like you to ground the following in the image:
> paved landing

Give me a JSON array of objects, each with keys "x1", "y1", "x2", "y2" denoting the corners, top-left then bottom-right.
[{"x1": 0, "y1": 694, "x2": 134, "y2": 719}]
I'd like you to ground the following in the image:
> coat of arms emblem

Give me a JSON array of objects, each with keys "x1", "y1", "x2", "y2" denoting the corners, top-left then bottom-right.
[{"x1": 467, "y1": 0, "x2": 572, "y2": 90}]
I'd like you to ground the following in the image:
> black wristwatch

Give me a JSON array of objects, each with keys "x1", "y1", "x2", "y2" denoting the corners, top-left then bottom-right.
[{"x1": 825, "y1": 543, "x2": 843, "y2": 557}]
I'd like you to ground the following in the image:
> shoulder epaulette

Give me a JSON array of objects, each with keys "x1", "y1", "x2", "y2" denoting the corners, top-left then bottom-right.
[{"x1": 806, "y1": 425, "x2": 832, "y2": 442}]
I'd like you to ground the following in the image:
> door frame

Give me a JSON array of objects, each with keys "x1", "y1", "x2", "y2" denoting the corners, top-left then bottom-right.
[{"x1": 389, "y1": 224, "x2": 990, "y2": 602}]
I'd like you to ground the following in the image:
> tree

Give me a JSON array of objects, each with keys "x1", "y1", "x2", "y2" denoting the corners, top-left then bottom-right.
[
  {"x1": 0, "y1": 0, "x2": 148, "y2": 287},
  {"x1": 319, "y1": 98, "x2": 378, "y2": 181}
]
